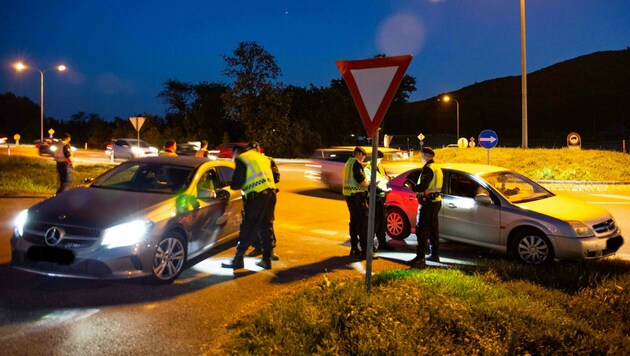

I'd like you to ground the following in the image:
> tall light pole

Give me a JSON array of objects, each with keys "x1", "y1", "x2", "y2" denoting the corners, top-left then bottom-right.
[
  {"x1": 14, "y1": 62, "x2": 67, "y2": 143},
  {"x1": 441, "y1": 95, "x2": 460, "y2": 140},
  {"x1": 520, "y1": 0, "x2": 528, "y2": 148}
]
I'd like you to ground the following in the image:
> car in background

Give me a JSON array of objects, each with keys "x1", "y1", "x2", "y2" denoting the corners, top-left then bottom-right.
[
  {"x1": 305, "y1": 146, "x2": 415, "y2": 192},
  {"x1": 35, "y1": 138, "x2": 77, "y2": 156},
  {"x1": 0, "y1": 135, "x2": 7, "y2": 144},
  {"x1": 385, "y1": 163, "x2": 624, "y2": 265},
  {"x1": 11, "y1": 156, "x2": 243, "y2": 284},
  {"x1": 106, "y1": 138, "x2": 158, "y2": 159},
  {"x1": 176, "y1": 141, "x2": 201, "y2": 156},
  {"x1": 209, "y1": 142, "x2": 264, "y2": 159}
]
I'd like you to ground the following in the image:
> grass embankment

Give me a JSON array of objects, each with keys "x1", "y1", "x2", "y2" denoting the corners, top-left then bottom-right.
[
  {"x1": 434, "y1": 147, "x2": 630, "y2": 182},
  {"x1": 224, "y1": 259, "x2": 630, "y2": 354},
  {"x1": 0, "y1": 156, "x2": 111, "y2": 195}
]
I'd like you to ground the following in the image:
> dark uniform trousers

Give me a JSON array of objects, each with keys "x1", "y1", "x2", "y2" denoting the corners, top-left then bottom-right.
[
  {"x1": 56, "y1": 161, "x2": 73, "y2": 194},
  {"x1": 346, "y1": 191, "x2": 368, "y2": 252},
  {"x1": 374, "y1": 193, "x2": 388, "y2": 245},
  {"x1": 235, "y1": 189, "x2": 277, "y2": 258},
  {"x1": 416, "y1": 198, "x2": 442, "y2": 257}
]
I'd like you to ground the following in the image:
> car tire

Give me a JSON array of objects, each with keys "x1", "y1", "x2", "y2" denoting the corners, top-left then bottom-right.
[
  {"x1": 151, "y1": 231, "x2": 187, "y2": 284},
  {"x1": 387, "y1": 207, "x2": 410, "y2": 240},
  {"x1": 513, "y1": 229, "x2": 554, "y2": 265}
]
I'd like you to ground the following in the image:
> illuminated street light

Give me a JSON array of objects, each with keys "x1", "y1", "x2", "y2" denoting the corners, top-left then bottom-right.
[
  {"x1": 13, "y1": 61, "x2": 67, "y2": 143},
  {"x1": 440, "y1": 95, "x2": 460, "y2": 140}
]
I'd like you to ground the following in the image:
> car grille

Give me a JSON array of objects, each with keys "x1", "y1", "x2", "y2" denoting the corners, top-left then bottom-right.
[
  {"x1": 592, "y1": 219, "x2": 616, "y2": 234},
  {"x1": 23, "y1": 221, "x2": 101, "y2": 249}
]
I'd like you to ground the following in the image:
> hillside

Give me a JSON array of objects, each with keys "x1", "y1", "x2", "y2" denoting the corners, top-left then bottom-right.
[{"x1": 398, "y1": 48, "x2": 630, "y2": 148}]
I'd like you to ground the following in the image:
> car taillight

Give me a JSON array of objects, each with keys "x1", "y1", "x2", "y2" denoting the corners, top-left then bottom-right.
[{"x1": 106, "y1": 144, "x2": 112, "y2": 149}]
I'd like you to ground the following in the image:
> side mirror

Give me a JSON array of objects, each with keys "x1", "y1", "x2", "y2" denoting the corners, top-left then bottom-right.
[
  {"x1": 216, "y1": 188, "x2": 230, "y2": 200},
  {"x1": 475, "y1": 195, "x2": 493, "y2": 205}
]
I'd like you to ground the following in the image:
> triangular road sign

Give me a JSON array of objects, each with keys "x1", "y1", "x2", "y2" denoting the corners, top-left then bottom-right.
[
  {"x1": 336, "y1": 55, "x2": 412, "y2": 138},
  {"x1": 129, "y1": 116, "x2": 146, "y2": 131}
]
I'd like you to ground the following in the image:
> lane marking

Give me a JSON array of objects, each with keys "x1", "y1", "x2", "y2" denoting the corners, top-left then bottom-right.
[{"x1": 589, "y1": 194, "x2": 630, "y2": 201}]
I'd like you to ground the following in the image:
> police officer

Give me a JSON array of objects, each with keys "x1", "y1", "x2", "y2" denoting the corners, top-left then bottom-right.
[
  {"x1": 409, "y1": 147, "x2": 443, "y2": 266},
  {"x1": 159, "y1": 139, "x2": 177, "y2": 156},
  {"x1": 364, "y1": 158, "x2": 394, "y2": 251},
  {"x1": 343, "y1": 146, "x2": 369, "y2": 259},
  {"x1": 54, "y1": 133, "x2": 73, "y2": 194},
  {"x1": 222, "y1": 141, "x2": 277, "y2": 270},
  {"x1": 195, "y1": 140, "x2": 210, "y2": 158}
]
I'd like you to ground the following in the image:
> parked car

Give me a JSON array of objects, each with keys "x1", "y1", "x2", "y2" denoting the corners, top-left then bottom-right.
[
  {"x1": 105, "y1": 138, "x2": 158, "y2": 159},
  {"x1": 385, "y1": 163, "x2": 624, "y2": 265},
  {"x1": 305, "y1": 146, "x2": 415, "y2": 192},
  {"x1": 209, "y1": 142, "x2": 264, "y2": 159},
  {"x1": 176, "y1": 141, "x2": 201, "y2": 156},
  {"x1": 10, "y1": 156, "x2": 243, "y2": 283},
  {"x1": 35, "y1": 138, "x2": 77, "y2": 156}
]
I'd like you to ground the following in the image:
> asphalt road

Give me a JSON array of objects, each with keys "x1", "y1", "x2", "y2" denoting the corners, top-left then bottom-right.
[{"x1": 1, "y1": 150, "x2": 628, "y2": 354}]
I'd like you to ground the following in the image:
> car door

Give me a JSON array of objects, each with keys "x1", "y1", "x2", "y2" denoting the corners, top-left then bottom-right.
[
  {"x1": 440, "y1": 171, "x2": 502, "y2": 247},
  {"x1": 214, "y1": 165, "x2": 243, "y2": 237}
]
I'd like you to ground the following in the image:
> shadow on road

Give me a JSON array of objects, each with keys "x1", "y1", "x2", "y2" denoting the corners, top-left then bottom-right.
[
  {"x1": 270, "y1": 256, "x2": 357, "y2": 284},
  {"x1": 294, "y1": 188, "x2": 345, "y2": 201}
]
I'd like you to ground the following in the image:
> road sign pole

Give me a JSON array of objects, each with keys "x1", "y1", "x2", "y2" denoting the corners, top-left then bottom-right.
[{"x1": 365, "y1": 129, "x2": 379, "y2": 293}]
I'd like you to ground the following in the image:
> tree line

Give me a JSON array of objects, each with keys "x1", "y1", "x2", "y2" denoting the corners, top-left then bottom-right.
[{"x1": 0, "y1": 42, "x2": 416, "y2": 158}]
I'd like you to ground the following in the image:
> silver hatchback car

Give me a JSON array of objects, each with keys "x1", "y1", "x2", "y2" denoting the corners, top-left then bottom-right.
[
  {"x1": 386, "y1": 163, "x2": 624, "y2": 264},
  {"x1": 11, "y1": 156, "x2": 243, "y2": 283}
]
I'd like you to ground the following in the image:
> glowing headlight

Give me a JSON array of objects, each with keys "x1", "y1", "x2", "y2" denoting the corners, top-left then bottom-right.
[
  {"x1": 131, "y1": 146, "x2": 144, "y2": 154},
  {"x1": 568, "y1": 221, "x2": 594, "y2": 238},
  {"x1": 149, "y1": 147, "x2": 158, "y2": 153},
  {"x1": 49, "y1": 145, "x2": 57, "y2": 152},
  {"x1": 14, "y1": 209, "x2": 28, "y2": 237},
  {"x1": 102, "y1": 220, "x2": 153, "y2": 248}
]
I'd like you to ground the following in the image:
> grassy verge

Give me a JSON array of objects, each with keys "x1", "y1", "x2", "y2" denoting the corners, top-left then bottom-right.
[
  {"x1": 223, "y1": 259, "x2": 630, "y2": 354},
  {"x1": 0, "y1": 156, "x2": 111, "y2": 195}
]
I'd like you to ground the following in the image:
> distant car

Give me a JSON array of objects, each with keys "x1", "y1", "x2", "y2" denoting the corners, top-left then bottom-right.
[
  {"x1": 385, "y1": 163, "x2": 624, "y2": 265},
  {"x1": 0, "y1": 135, "x2": 7, "y2": 144},
  {"x1": 10, "y1": 156, "x2": 243, "y2": 283},
  {"x1": 176, "y1": 142, "x2": 201, "y2": 156},
  {"x1": 209, "y1": 142, "x2": 264, "y2": 159},
  {"x1": 305, "y1": 146, "x2": 414, "y2": 192},
  {"x1": 105, "y1": 138, "x2": 158, "y2": 159},
  {"x1": 35, "y1": 138, "x2": 77, "y2": 156}
]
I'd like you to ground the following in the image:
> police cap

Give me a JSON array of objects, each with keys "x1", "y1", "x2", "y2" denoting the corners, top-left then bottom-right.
[
  {"x1": 421, "y1": 147, "x2": 435, "y2": 156},
  {"x1": 353, "y1": 146, "x2": 367, "y2": 155}
]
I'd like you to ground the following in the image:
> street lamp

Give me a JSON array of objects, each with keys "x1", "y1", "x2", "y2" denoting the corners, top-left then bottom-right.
[
  {"x1": 13, "y1": 61, "x2": 67, "y2": 143},
  {"x1": 520, "y1": 0, "x2": 528, "y2": 148},
  {"x1": 440, "y1": 95, "x2": 460, "y2": 140}
]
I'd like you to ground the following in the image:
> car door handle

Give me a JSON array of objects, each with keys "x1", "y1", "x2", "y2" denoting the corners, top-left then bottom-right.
[
  {"x1": 446, "y1": 203, "x2": 457, "y2": 208},
  {"x1": 407, "y1": 196, "x2": 416, "y2": 201}
]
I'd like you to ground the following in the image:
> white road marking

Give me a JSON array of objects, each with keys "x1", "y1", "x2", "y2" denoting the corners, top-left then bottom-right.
[
  {"x1": 310, "y1": 229, "x2": 339, "y2": 236},
  {"x1": 589, "y1": 194, "x2": 630, "y2": 201}
]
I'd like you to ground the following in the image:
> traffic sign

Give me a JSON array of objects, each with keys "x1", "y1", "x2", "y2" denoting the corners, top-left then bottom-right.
[
  {"x1": 417, "y1": 133, "x2": 425, "y2": 141},
  {"x1": 457, "y1": 137, "x2": 469, "y2": 148},
  {"x1": 567, "y1": 132, "x2": 581, "y2": 149},
  {"x1": 129, "y1": 117, "x2": 146, "y2": 131},
  {"x1": 336, "y1": 55, "x2": 412, "y2": 138},
  {"x1": 478, "y1": 130, "x2": 498, "y2": 149}
]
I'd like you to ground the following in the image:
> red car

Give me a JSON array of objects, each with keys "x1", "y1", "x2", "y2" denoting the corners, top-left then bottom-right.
[{"x1": 210, "y1": 142, "x2": 264, "y2": 158}]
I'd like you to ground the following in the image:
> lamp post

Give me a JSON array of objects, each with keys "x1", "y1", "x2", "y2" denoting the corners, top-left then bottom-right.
[
  {"x1": 520, "y1": 0, "x2": 528, "y2": 148},
  {"x1": 441, "y1": 95, "x2": 460, "y2": 140},
  {"x1": 14, "y1": 62, "x2": 67, "y2": 143}
]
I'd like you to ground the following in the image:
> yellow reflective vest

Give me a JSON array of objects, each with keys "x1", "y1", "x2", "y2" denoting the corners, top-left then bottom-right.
[
  {"x1": 418, "y1": 163, "x2": 443, "y2": 202},
  {"x1": 238, "y1": 149, "x2": 276, "y2": 195},
  {"x1": 342, "y1": 157, "x2": 367, "y2": 196}
]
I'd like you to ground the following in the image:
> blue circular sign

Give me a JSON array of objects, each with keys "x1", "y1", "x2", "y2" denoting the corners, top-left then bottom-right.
[{"x1": 478, "y1": 130, "x2": 498, "y2": 149}]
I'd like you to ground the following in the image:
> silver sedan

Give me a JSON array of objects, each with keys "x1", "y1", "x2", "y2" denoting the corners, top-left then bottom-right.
[
  {"x1": 386, "y1": 163, "x2": 624, "y2": 264},
  {"x1": 11, "y1": 156, "x2": 243, "y2": 283}
]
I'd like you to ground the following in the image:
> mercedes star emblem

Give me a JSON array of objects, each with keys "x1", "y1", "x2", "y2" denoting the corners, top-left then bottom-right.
[{"x1": 44, "y1": 227, "x2": 64, "y2": 246}]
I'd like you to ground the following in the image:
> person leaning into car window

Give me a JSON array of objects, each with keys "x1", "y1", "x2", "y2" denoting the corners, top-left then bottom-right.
[
  {"x1": 222, "y1": 141, "x2": 278, "y2": 270},
  {"x1": 343, "y1": 146, "x2": 372, "y2": 260},
  {"x1": 53, "y1": 132, "x2": 74, "y2": 195},
  {"x1": 159, "y1": 139, "x2": 177, "y2": 156},
  {"x1": 409, "y1": 147, "x2": 443, "y2": 267}
]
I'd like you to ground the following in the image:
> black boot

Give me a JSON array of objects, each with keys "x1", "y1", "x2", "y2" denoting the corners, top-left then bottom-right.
[
  {"x1": 270, "y1": 249, "x2": 279, "y2": 261},
  {"x1": 247, "y1": 247, "x2": 263, "y2": 257},
  {"x1": 221, "y1": 253, "x2": 244, "y2": 269},
  {"x1": 408, "y1": 255, "x2": 426, "y2": 268},
  {"x1": 256, "y1": 257, "x2": 272, "y2": 270}
]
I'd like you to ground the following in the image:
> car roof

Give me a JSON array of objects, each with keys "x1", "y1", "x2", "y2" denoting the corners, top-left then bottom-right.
[
  {"x1": 125, "y1": 156, "x2": 233, "y2": 169},
  {"x1": 441, "y1": 163, "x2": 509, "y2": 176}
]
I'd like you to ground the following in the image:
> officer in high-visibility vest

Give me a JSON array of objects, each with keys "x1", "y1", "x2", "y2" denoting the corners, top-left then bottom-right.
[
  {"x1": 364, "y1": 158, "x2": 395, "y2": 251},
  {"x1": 159, "y1": 139, "x2": 177, "y2": 156},
  {"x1": 409, "y1": 147, "x2": 443, "y2": 266},
  {"x1": 53, "y1": 133, "x2": 74, "y2": 194},
  {"x1": 222, "y1": 141, "x2": 278, "y2": 270},
  {"x1": 342, "y1": 146, "x2": 370, "y2": 259}
]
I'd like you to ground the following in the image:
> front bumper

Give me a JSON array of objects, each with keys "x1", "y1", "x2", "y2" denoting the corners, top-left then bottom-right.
[{"x1": 552, "y1": 232, "x2": 624, "y2": 260}]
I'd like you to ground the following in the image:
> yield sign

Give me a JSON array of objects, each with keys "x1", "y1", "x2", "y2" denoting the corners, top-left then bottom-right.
[{"x1": 336, "y1": 55, "x2": 412, "y2": 138}]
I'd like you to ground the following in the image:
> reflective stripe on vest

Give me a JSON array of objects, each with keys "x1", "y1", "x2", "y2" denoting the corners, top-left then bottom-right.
[
  {"x1": 342, "y1": 157, "x2": 366, "y2": 196},
  {"x1": 238, "y1": 150, "x2": 276, "y2": 194},
  {"x1": 418, "y1": 163, "x2": 443, "y2": 201}
]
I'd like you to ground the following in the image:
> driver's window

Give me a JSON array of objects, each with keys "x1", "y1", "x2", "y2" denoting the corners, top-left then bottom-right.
[
  {"x1": 449, "y1": 173, "x2": 482, "y2": 199},
  {"x1": 198, "y1": 169, "x2": 218, "y2": 192}
]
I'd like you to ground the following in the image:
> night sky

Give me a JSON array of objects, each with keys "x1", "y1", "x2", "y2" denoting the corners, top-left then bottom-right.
[{"x1": 2, "y1": 0, "x2": 629, "y2": 121}]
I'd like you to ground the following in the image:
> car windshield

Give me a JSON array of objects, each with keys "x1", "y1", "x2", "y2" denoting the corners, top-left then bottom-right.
[
  {"x1": 121, "y1": 140, "x2": 150, "y2": 148},
  {"x1": 482, "y1": 171, "x2": 554, "y2": 203},
  {"x1": 91, "y1": 163, "x2": 194, "y2": 194}
]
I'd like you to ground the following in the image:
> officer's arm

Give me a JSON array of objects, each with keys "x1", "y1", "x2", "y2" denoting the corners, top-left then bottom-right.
[
  {"x1": 412, "y1": 166, "x2": 433, "y2": 193},
  {"x1": 230, "y1": 160, "x2": 247, "y2": 190},
  {"x1": 353, "y1": 161, "x2": 369, "y2": 187},
  {"x1": 64, "y1": 145, "x2": 73, "y2": 166},
  {"x1": 270, "y1": 159, "x2": 280, "y2": 183}
]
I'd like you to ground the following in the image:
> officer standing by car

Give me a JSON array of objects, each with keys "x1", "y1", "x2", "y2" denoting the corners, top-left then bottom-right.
[
  {"x1": 159, "y1": 139, "x2": 177, "y2": 156},
  {"x1": 365, "y1": 158, "x2": 395, "y2": 251},
  {"x1": 195, "y1": 140, "x2": 210, "y2": 158},
  {"x1": 222, "y1": 141, "x2": 278, "y2": 270},
  {"x1": 53, "y1": 133, "x2": 74, "y2": 194},
  {"x1": 409, "y1": 147, "x2": 443, "y2": 266},
  {"x1": 343, "y1": 146, "x2": 370, "y2": 259}
]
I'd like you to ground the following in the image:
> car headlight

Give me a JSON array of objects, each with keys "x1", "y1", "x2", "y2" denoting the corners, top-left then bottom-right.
[
  {"x1": 149, "y1": 147, "x2": 158, "y2": 153},
  {"x1": 49, "y1": 145, "x2": 57, "y2": 152},
  {"x1": 568, "y1": 221, "x2": 594, "y2": 238},
  {"x1": 14, "y1": 209, "x2": 29, "y2": 237},
  {"x1": 102, "y1": 220, "x2": 154, "y2": 248}
]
